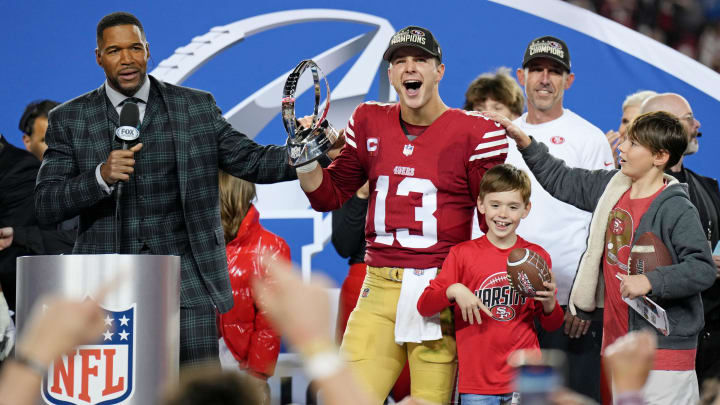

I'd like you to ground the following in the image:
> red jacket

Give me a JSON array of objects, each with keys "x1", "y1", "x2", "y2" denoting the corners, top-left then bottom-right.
[{"x1": 218, "y1": 204, "x2": 290, "y2": 379}]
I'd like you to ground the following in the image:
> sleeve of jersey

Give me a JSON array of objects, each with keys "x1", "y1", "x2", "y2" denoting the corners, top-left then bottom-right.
[
  {"x1": 305, "y1": 107, "x2": 368, "y2": 212},
  {"x1": 537, "y1": 299, "x2": 564, "y2": 331},
  {"x1": 417, "y1": 248, "x2": 459, "y2": 316},
  {"x1": 468, "y1": 123, "x2": 509, "y2": 232}
]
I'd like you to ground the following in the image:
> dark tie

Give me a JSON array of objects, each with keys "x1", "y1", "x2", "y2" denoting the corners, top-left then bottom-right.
[{"x1": 121, "y1": 97, "x2": 144, "y2": 106}]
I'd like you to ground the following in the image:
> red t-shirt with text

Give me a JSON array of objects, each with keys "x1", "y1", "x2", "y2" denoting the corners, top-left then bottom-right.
[{"x1": 417, "y1": 236, "x2": 564, "y2": 394}]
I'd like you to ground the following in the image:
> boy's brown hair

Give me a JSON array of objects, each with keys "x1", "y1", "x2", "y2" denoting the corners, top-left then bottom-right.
[
  {"x1": 626, "y1": 111, "x2": 687, "y2": 169},
  {"x1": 478, "y1": 164, "x2": 531, "y2": 204},
  {"x1": 463, "y1": 67, "x2": 525, "y2": 117}
]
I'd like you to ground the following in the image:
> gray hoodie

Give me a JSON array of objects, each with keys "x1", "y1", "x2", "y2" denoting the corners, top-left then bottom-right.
[{"x1": 520, "y1": 138, "x2": 715, "y2": 350}]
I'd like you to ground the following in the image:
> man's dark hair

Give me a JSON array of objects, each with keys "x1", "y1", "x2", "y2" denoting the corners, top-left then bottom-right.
[
  {"x1": 19, "y1": 99, "x2": 60, "y2": 135},
  {"x1": 96, "y1": 11, "x2": 145, "y2": 47},
  {"x1": 627, "y1": 110, "x2": 688, "y2": 169}
]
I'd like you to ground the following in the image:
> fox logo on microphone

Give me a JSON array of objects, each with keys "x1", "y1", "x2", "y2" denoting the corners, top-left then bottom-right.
[
  {"x1": 115, "y1": 126, "x2": 140, "y2": 142},
  {"x1": 42, "y1": 304, "x2": 136, "y2": 404}
]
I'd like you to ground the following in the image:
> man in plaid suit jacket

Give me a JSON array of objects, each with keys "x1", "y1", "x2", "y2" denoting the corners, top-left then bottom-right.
[{"x1": 35, "y1": 12, "x2": 295, "y2": 365}]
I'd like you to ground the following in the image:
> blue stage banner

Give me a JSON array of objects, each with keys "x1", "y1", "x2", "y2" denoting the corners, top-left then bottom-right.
[{"x1": 2, "y1": 0, "x2": 718, "y2": 284}]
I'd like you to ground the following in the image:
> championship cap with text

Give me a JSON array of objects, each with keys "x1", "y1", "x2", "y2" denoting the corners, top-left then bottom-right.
[
  {"x1": 522, "y1": 35, "x2": 571, "y2": 72},
  {"x1": 383, "y1": 25, "x2": 442, "y2": 63}
]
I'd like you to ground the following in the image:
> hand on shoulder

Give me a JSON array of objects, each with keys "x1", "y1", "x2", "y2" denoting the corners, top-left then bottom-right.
[{"x1": 481, "y1": 111, "x2": 531, "y2": 149}]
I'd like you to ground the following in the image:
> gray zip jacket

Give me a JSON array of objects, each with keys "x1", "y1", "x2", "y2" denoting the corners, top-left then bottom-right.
[{"x1": 520, "y1": 138, "x2": 715, "y2": 350}]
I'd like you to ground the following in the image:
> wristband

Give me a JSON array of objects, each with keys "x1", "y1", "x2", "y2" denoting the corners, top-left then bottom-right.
[
  {"x1": 298, "y1": 339, "x2": 341, "y2": 380},
  {"x1": 14, "y1": 351, "x2": 48, "y2": 376},
  {"x1": 295, "y1": 160, "x2": 319, "y2": 174},
  {"x1": 304, "y1": 350, "x2": 343, "y2": 380}
]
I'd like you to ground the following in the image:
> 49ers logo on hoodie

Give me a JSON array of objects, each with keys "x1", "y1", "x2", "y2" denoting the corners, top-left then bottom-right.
[{"x1": 475, "y1": 271, "x2": 527, "y2": 321}]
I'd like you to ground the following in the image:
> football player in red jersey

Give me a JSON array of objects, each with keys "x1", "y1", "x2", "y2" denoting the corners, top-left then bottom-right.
[{"x1": 295, "y1": 26, "x2": 508, "y2": 404}]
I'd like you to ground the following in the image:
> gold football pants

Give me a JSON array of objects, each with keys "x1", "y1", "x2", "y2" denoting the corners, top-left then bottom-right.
[{"x1": 340, "y1": 266, "x2": 457, "y2": 404}]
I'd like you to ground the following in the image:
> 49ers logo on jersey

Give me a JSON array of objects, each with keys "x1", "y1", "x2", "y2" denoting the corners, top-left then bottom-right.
[
  {"x1": 605, "y1": 207, "x2": 633, "y2": 271},
  {"x1": 610, "y1": 217, "x2": 626, "y2": 235},
  {"x1": 490, "y1": 305, "x2": 516, "y2": 321},
  {"x1": 476, "y1": 272, "x2": 526, "y2": 321},
  {"x1": 393, "y1": 166, "x2": 415, "y2": 176}
]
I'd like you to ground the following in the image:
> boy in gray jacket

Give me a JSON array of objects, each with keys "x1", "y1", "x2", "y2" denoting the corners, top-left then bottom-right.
[{"x1": 486, "y1": 110, "x2": 715, "y2": 404}]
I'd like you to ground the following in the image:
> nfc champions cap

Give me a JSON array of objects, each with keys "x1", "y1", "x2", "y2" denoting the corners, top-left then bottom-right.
[
  {"x1": 383, "y1": 25, "x2": 442, "y2": 62},
  {"x1": 522, "y1": 35, "x2": 571, "y2": 72}
]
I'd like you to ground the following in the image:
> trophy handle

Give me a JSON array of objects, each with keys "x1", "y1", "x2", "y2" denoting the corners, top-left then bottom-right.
[{"x1": 282, "y1": 59, "x2": 336, "y2": 167}]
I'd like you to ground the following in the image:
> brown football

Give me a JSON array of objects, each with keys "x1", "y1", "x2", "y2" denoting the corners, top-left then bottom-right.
[
  {"x1": 629, "y1": 232, "x2": 673, "y2": 275},
  {"x1": 506, "y1": 248, "x2": 551, "y2": 298}
]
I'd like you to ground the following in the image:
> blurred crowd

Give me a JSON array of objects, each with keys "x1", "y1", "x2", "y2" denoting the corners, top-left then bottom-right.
[{"x1": 565, "y1": 0, "x2": 720, "y2": 71}]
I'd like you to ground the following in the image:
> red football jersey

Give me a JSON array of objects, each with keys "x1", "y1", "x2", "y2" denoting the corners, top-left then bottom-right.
[
  {"x1": 306, "y1": 102, "x2": 507, "y2": 268},
  {"x1": 417, "y1": 236, "x2": 563, "y2": 394}
]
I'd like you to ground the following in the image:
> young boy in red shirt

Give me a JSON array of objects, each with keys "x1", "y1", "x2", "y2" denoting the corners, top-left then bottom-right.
[{"x1": 417, "y1": 163, "x2": 564, "y2": 404}]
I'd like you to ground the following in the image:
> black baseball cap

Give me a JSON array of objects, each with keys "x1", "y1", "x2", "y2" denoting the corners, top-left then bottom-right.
[
  {"x1": 522, "y1": 36, "x2": 571, "y2": 72},
  {"x1": 383, "y1": 26, "x2": 442, "y2": 62}
]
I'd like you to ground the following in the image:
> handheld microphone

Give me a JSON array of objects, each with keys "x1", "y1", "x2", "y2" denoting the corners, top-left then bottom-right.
[
  {"x1": 113, "y1": 102, "x2": 140, "y2": 253},
  {"x1": 115, "y1": 102, "x2": 140, "y2": 149}
]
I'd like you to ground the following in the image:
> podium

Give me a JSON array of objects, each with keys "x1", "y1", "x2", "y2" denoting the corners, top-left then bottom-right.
[{"x1": 16, "y1": 255, "x2": 180, "y2": 405}]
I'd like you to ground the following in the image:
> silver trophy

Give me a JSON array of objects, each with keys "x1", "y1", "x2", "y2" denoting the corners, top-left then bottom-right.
[{"x1": 282, "y1": 59, "x2": 339, "y2": 167}]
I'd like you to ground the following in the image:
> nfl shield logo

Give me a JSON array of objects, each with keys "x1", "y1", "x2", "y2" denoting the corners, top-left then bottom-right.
[
  {"x1": 42, "y1": 303, "x2": 136, "y2": 404},
  {"x1": 403, "y1": 144, "x2": 414, "y2": 156}
]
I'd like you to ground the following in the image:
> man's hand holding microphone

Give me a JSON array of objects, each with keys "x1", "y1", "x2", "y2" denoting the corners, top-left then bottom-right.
[{"x1": 101, "y1": 101, "x2": 142, "y2": 186}]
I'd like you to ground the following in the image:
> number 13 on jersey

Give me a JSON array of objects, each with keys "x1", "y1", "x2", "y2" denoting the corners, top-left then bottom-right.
[{"x1": 373, "y1": 175, "x2": 438, "y2": 249}]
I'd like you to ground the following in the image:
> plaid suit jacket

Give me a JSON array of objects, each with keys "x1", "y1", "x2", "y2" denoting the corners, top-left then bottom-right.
[{"x1": 35, "y1": 76, "x2": 295, "y2": 312}]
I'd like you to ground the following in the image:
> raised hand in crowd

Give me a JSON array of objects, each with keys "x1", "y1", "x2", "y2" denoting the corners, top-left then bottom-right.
[
  {"x1": 0, "y1": 297, "x2": 106, "y2": 405},
  {"x1": 252, "y1": 256, "x2": 334, "y2": 354},
  {"x1": 549, "y1": 330, "x2": 657, "y2": 405},
  {"x1": 603, "y1": 330, "x2": 656, "y2": 395},
  {"x1": 253, "y1": 256, "x2": 415, "y2": 405}
]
